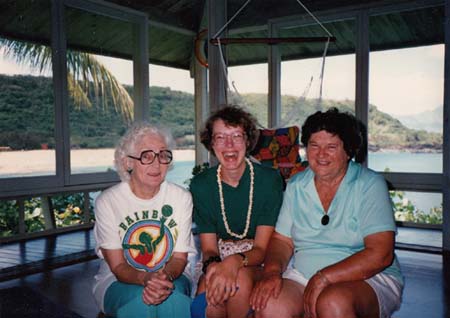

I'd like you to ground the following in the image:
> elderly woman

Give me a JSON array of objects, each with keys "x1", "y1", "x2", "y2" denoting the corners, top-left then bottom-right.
[
  {"x1": 250, "y1": 108, "x2": 404, "y2": 318},
  {"x1": 92, "y1": 122, "x2": 196, "y2": 318},
  {"x1": 190, "y1": 105, "x2": 284, "y2": 318}
]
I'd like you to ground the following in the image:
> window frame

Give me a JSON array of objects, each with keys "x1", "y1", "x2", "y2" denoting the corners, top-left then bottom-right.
[
  {"x1": 266, "y1": 0, "x2": 448, "y2": 249},
  {"x1": 0, "y1": 0, "x2": 149, "y2": 197}
]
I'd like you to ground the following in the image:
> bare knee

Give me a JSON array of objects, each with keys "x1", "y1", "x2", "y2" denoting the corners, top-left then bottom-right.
[
  {"x1": 236, "y1": 267, "x2": 255, "y2": 294},
  {"x1": 206, "y1": 303, "x2": 226, "y2": 318},
  {"x1": 254, "y1": 308, "x2": 275, "y2": 318},
  {"x1": 316, "y1": 285, "x2": 355, "y2": 318},
  {"x1": 226, "y1": 268, "x2": 255, "y2": 317},
  {"x1": 254, "y1": 305, "x2": 301, "y2": 318},
  {"x1": 254, "y1": 279, "x2": 304, "y2": 318},
  {"x1": 253, "y1": 297, "x2": 286, "y2": 318}
]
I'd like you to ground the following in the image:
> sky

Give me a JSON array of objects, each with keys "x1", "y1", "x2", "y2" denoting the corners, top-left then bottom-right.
[{"x1": 0, "y1": 44, "x2": 443, "y2": 116}]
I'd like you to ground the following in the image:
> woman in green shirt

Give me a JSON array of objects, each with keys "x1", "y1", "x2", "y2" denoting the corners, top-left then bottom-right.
[{"x1": 190, "y1": 105, "x2": 284, "y2": 318}]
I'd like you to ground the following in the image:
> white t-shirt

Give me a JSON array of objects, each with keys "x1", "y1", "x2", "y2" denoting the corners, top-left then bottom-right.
[{"x1": 92, "y1": 181, "x2": 196, "y2": 311}]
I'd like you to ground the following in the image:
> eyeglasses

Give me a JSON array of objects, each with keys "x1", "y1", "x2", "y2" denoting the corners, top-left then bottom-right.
[
  {"x1": 212, "y1": 132, "x2": 247, "y2": 145},
  {"x1": 128, "y1": 149, "x2": 173, "y2": 165}
]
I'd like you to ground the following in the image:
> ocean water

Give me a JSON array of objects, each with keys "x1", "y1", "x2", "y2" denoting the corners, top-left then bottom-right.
[
  {"x1": 166, "y1": 160, "x2": 196, "y2": 188},
  {"x1": 369, "y1": 152, "x2": 442, "y2": 213},
  {"x1": 368, "y1": 152, "x2": 442, "y2": 173},
  {"x1": 167, "y1": 152, "x2": 443, "y2": 213}
]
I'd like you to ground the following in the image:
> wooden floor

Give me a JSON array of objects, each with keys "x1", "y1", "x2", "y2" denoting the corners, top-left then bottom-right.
[
  {"x1": 0, "y1": 229, "x2": 97, "y2": 282},
  {"x1": 0, "y1": 229, "x2": 448, "y2": 318}
]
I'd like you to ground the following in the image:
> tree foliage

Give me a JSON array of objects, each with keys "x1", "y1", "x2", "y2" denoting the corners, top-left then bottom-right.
[
  {"x1": 391, "y1": 191, "x2": 442, "y2": 224},
  {"x1": 0, "y1": 193, "x2": 93, "y2": 238}
]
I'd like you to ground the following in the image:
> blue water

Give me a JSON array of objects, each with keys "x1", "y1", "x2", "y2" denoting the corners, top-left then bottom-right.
[
  {"x1": 166, "y1": 160, "x2": 195, "y2": 188},
  {"x1": 368, "y1": 152, "x2": 442, "y2": 212},
  {"x1": 368, "y1": 152, "x2": 442, "y2": 173}
]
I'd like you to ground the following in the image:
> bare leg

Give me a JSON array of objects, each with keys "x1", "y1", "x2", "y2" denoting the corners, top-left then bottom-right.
[
  {"x1": 206, "y1": 303, "x2": 227, "y2": 318},
  {"x1": 194, "y1": 276, "x2": 226, "y2": 318},
  {"x1": 316, "y1": 281, "x2": 379, "y2": 318},
  {"x1": 254, "y1": 279, "x2": 305, "y2": 318},
  {"x1": 226, "y1": 266, "x2": 261, "y2": 318}
]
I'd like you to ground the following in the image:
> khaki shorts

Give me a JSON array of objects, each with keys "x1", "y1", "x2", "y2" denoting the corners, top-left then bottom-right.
[{"x1": 283, "y1": 268, "x2": 403, "y2": 318}]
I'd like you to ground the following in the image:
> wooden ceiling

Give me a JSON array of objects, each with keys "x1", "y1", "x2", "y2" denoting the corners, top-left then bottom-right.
[{"x1": 0, "y1": 0, "x2": 444, "y2": 70}]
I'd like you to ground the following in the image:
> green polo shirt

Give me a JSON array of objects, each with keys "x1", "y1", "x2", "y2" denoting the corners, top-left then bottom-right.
[{"x1": 190, "y1": 161, "x2": 283, "y2": 240}]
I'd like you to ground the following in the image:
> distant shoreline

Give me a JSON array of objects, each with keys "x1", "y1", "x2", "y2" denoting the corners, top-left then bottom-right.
[
  {"x1": 0, "y1": 148, "x2": 195, "y2": 175},
  {"x1": 368, "y1": 147, "x2": 442, "y2": 154}
]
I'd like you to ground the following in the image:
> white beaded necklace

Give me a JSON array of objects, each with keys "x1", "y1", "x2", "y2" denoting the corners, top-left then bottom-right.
[{"x1": 217, "y1": 157, "x2": 254, "y2": 239}]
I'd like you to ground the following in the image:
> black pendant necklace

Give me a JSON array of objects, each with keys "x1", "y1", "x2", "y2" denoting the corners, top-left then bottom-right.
[{"x1": 321, "y1": 214, "x2": 330, "y2": 226}]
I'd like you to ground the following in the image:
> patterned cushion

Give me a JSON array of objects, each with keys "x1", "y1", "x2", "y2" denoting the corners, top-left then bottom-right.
[{"x1": 251, "y1": 126, "x2": 307, "y2": 181}]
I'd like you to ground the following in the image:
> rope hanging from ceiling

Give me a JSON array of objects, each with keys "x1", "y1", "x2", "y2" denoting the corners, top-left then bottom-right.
[
  {"x1": 195, "y1": 0, "x2": 334, "y2": 129},
  {"x1": 194, "y1": 0, "x2": 335, "y2": 68}
]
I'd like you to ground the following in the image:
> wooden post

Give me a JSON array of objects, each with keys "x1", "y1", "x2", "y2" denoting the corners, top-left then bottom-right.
[
  {"x1": 18, "y1": 199, "x2": 25, "y2": 235},
  {"x1": 208, "y1": 0, "x2": 228, "y2": 113},
  {"x1": 83, "y1": 191, "x2": 91, "y2": 224},
  {"x1": 41, "y1": 196, "x2": 56, "y2": 230}
]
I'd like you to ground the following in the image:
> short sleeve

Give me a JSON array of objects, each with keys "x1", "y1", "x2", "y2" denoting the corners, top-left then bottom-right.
[
  {"x1": 93, "y1": 193, "x2": 122, "y2": 255},
  {"x1": 191, "y1": 175, "x2": 217, "y2": 233},
  {"x1": 358, "y1": 173, "x2": 396, "y2": 238},
  {"x1": 275, "y1": 180, "x2": 296, "y2": 238},
  {"x1": 172, "y1": 190, "x2": 197, "y2": 254}
]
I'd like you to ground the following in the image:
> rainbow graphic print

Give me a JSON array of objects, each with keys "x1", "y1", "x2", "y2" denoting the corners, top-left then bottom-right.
[{"x1": 122, "y1": 215, "x2": 174, "y2": 272}]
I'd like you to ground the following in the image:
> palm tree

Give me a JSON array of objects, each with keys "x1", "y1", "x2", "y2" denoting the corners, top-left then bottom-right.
[{"x1": 0, "y1": 38, "x2": 133, "y2": 122}]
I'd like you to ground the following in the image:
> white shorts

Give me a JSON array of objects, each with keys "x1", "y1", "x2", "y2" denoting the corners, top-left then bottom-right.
[{"x1": 283, "y1": 268, "x2": 403, "y2": 318}]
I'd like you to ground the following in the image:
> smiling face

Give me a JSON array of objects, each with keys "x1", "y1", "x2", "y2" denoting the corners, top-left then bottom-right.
[
  {"x1": 127, "y1": 133, "x2": 170, "y2": 198},
  {"x1": 211, "y1": 119, "x2": 247, "y2": 175},
  {"x1": 306, "y1": 130, "x2": 350, "y2": 183}
]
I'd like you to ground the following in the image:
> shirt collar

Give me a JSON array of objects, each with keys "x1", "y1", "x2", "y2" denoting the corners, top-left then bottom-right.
[{"x1": 303, "y1": 160, "x2": 360, "y2": 189}]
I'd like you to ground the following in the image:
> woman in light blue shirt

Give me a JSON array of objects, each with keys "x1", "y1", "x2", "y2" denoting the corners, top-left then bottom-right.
[{"x1": 250, "y1": 108, "x2": 403, "y2": 318}]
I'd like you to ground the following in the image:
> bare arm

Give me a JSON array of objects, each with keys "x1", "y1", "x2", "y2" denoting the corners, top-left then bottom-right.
[
  {"x1": 201, "y1": 226, "x2": 276, "y2": 305},
  {"x1": 237, "y1": 225, "x2": 274, "y2": 265},
  {"x1": 324, "y1": 231, "x2": 394, "y2": 281},
  {"x1": 199, "y1": 232, "x2": 220, "y2": 263},
  {"x1": 199, "y1": 226, "x2": 276, "y2": 267},
  {"x1": 262, "y1": 231, "x2": 295, "y2": 274},
  {"x1": 102, "y1": 248, "x2": 149, "y2": 286},
  {"x1": 303, "y1": 231, "x2": 395, "y2": 316},
  {"x1": 250, "y1": 231, "x2": 294, "y2": 310},
  {"x1": 218, "y1": 225, "x2": 275, "y2": 270},
  {"x1": 163, "y1": 251, "x2": 188, "y2": 281}
]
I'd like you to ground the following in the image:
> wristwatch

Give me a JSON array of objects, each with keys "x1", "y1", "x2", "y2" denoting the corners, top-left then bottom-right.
[{"x1": 237, "y1": 252, "x2": 248, "y2": 267}]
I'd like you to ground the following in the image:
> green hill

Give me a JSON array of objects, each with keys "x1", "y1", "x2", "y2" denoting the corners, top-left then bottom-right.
[{"x1": 0, "y1": 74, "x2": 442, "y2": 152}]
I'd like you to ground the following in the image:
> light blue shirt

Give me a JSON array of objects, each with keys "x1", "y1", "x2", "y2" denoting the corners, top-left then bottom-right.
[{"x1": 276, "y1": 161, "x2": 403, "y2": 285}]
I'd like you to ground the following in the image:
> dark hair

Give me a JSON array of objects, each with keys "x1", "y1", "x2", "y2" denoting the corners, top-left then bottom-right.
[
  {"x1": 200, "y1": 105, "x2": 259, "y2": 155},
  {"x1": 301, "y1": 107, "x2": 366, "y2": 161}
]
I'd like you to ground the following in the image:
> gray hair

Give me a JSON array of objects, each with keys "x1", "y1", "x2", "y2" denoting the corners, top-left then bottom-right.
[{"x1": 114, "y1": 121, "x2": 175, "y2": 182}]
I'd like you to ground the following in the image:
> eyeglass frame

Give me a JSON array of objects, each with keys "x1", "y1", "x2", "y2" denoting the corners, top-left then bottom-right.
[
  {"x1": 127, "y1": 149, "x2": 173, "y2": 165},
  {"x1": 212, "y1": 132, "x2": 247, "y2": 145}
]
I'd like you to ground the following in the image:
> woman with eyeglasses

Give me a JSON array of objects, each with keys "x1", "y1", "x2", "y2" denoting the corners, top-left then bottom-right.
[
  {"x1": 190, "y1": 105, "x2": 284, "y2": 318},
  {"x1": 93, "y1": 122, "x2": 196, "y2": 318}
]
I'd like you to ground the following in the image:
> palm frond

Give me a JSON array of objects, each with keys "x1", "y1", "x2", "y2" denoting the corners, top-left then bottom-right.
[
  {"x1": 67, "y1": 76, "x2": 92, "y2": 108},
  {"x1": 67, "y1": 51, "x2": 133, "y2": 122},
  {"x1": 0, "y1": 38, "x2": 133, "y2": 122}
]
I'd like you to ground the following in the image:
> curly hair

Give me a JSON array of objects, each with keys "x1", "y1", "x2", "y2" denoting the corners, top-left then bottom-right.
[
  {"x1": 114, "y1": 121, "x2": 175, "y2": 182},
  {"x1": 301, "y1": 107, "x2": 366, "y2": 160},
  {"x1": 200, "y1": 105, "x2": 259, "y2": 156}
]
